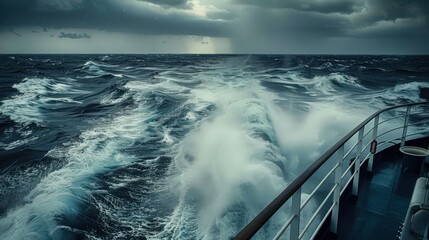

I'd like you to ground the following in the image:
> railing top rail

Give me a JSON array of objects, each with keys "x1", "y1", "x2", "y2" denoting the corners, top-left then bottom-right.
[{"x1": 235, "y1": 101, "x2": 429, "y2": 240}]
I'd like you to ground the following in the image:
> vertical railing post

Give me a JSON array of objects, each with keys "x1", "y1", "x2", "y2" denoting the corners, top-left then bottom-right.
[
  {"x1": 290, "y1": 188, "x2": 301, "y2": 240},
  {"x1": 353, "y1": 128, "x2": 364, "y2": 196},
  {"x1": 330, "y1": 145, "x2": 344, "y2": 234},
  {"x1": 368, "y1": 115, "x2": 379, "y2": 172},
  {"x1": 401, "y1": 106, "x2": 411, "y2": 147}
]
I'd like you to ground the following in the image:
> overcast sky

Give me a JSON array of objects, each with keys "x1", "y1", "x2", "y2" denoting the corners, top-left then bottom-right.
[{"x1": 0, "y1": 0, "x2": 428, "y2": 54}]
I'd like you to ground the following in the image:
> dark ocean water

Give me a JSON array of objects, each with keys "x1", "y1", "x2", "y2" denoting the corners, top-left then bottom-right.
[{"x1": 0, "y1": 55, "x2": 428, "y2": 239}]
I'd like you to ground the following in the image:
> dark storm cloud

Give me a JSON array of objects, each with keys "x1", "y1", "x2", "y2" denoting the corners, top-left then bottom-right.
[
  {"x1": 236, "y1": 0, "x2": 360, "y2": 14},
  {"x1": 138, "y1": 0, "x2": 190, "y2": 8},
  {"x1": 356, "y1": 0, "x2": 429, "y2": 22},
  {"x1": 58, "y1": 32, "x2": 91, "y2": 39},
  {"x1": 0, "y1": 0, "x2": 229, "y2": 37},
  {"x1": 1, "y1": 0, "x2": 428, "y2": 53},
  {"x1": 230, "y1": 0, "x2": 429, "y2": 53},
  {"x1": 11, "y1": 30, "x2": 22, "y2": 37},
  {"x1": 347, "y1": 0, "x2": 429, "y2": 39},
  {"x1": 235, "y1": 0, "x2": 429, "y2": 38}
]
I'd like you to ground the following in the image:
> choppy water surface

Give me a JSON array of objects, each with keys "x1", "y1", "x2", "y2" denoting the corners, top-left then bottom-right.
[{"x1": 0, "y1": 55, "x2": 428, "y2": 239}]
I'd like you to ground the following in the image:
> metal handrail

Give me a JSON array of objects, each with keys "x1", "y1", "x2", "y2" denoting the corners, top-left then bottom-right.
[
  {"x1": 300, "y1": 162, "x2": 339, "y2": 210},
  {"x1": 235, "y1": 101, "x2": 429, "y2": 240},
  {"x1": 309, "y1": 204, "x2": 335, "y2": 240},
  {"x1": 376, "y1": 126, "x2": 404, "y2": 138},
  {"x1": 299, "y1": 184, "x2": 337, "y2": 239},
  {"x1": 377, "y1": 115, "x2": 406, "y2": 126}
]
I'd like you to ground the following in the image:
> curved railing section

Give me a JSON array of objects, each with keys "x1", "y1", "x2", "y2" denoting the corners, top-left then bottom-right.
[{"x1": 235, "y1": 101, "x2": 429, "y2": 240}]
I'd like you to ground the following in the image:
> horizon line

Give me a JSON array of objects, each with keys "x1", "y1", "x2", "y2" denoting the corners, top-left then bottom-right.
[{"x1": 1, "y1": 53, "x2": 429, "y2": 56}]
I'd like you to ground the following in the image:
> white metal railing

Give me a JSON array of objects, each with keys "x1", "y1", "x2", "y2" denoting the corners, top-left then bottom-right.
[{"x1": 235, "y1": 102, "x2": 429, "y2": 240}]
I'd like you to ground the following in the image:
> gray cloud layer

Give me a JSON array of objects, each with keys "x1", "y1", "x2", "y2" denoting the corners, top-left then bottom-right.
[
  {"x1": 138, "y1": 0, "x2": 190, "y2": 8},
  {"x1": 0, "y1": 0, "x2": 230, "y2": 37},
  {"x1": 236, "y1": 0, "x2": 429, "y2": 33},
  {"x1": 0, "y1": 0, "x2": 428, "y2": 53},
  {"x1": 236, "y1": 0, "x2": 360, "y2": 14},
  {"x1": 231, "y1": 0, "x2": 428, "y2": 53},
  {"x1": 59, "y1": 32, "x2": 91, "y2": 39}
]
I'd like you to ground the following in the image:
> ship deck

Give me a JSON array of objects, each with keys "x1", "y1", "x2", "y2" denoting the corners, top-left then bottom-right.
[{"x1": 333, "y1": 138, "x2": 429, "y2": 240}]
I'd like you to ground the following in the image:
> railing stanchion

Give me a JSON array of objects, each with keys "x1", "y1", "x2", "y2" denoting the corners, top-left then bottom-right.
[
  {"x1": 401, "y1": 106, "x2": 411, "y2": 147},
  {"x1": 290, "y1": 188, "x2": 301, "y2": 240},
  {"x1": 353, "y1": 128, "x2": 364, "y2": 196},
  {"x1": 330, "y1": 145, "x2": 344, "y2": 234},
  {"x1": 368, "y1": 115, "x2": 379, "y2": 172}
]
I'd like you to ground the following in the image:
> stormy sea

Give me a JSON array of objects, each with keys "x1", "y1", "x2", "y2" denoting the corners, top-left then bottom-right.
[{"x1": 0, "y1": 55, "x2": 428, "y2": 240}]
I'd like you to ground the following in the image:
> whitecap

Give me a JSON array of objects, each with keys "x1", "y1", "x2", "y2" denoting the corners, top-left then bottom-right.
[
  {"x1": 0, "y1": 77, "x2": 86, "y2": 126},
  {"x1": 373, "y1": 81, "x2": 429, "y2": 105}
]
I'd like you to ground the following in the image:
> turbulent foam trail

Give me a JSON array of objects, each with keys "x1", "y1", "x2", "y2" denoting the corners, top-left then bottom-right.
[{"x1": 155, "y1": 66, "x2": 374, "y2": 239}]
